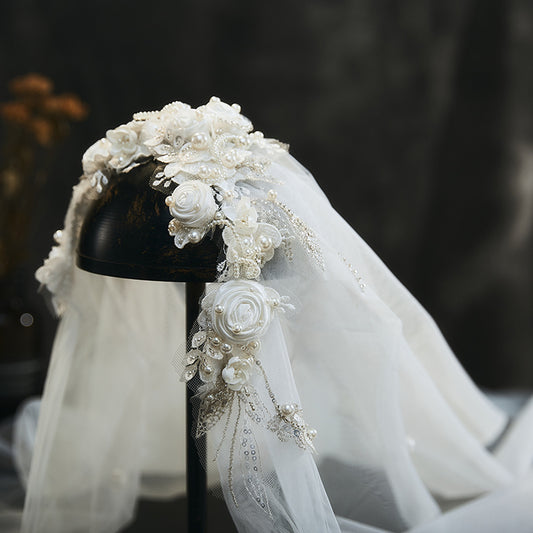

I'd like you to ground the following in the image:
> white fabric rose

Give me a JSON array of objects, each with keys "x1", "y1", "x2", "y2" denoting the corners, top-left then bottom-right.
[
  {"x1": 211, "y1": 280, "x2": 280, "y2": 343},
  {"x1": 222, "y1": 356, "x2": 255, "y2": 391},
  {"x1": 198, "y1": 96, "x2": 253, "y2": 135},
  {"x1": 82, "y1": 138, "x2": 111, "y2": 176},
  {"x1": 144, "y1": 103, "x2": 206, "y2": 164},
  {"x1": 106, "y1": 122, "x2": 150, "y2": 170},
  {"x1": 160, "y1": 101, "x2": 199, "y2": 137},
  {"x1": 169, "y1": 181, "x2": 217, "y2": 228}
]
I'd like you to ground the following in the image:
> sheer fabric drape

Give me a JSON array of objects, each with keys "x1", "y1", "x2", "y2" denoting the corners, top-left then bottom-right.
[{"x1": 20, "y1": 152, "x2": 533, "y2": 532}]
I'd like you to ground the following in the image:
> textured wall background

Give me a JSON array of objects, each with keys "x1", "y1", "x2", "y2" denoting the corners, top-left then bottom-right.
[{"x1": 1, "y1": 0, "x2": 533, "y2": 391}]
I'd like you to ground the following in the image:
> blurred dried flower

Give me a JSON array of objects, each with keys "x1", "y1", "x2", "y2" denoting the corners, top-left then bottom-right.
[
  {"x1": 0, "y1": 102, "x2": 30, "y2": 124},
  {"x1": 9, "y1": 73, "x2": 53, "y2": 97},
  {"x1": 44, "y1": 94, "x2": 88, "y2": 121},
  {"x1": 30, "y1": 117, "x2": 54, "y2": 146},
  {"x1": 1, "y1": 75, "x2": 88, "y2": 147},
  {"x1": 0, "y1": 74, "x2": 88, "y2": 277}
]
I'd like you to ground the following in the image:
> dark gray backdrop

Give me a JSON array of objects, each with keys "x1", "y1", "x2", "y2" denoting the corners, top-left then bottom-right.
[{"x1": 1, "y1": 0, "x2": 532, "y2": 390}]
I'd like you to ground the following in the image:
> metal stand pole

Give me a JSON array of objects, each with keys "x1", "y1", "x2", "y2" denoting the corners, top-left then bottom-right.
[{"x1": 186, "y1": 282, "x2": 207, "y2": 533}]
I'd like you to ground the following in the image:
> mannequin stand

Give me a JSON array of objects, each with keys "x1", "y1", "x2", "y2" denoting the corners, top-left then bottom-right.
[{"x1": 186, "y1": 282, "x2": 207, "y2": 533}]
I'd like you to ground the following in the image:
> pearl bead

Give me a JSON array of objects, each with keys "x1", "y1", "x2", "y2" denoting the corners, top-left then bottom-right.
[
  {"x1": 199, "y1": 165, "x2": 209, "y2": 177},
  {"x1": 191, "y1": 132, "x2": 208, "y2": 150},
  {"x1": 259, "y1": 236, "x2": 271, "y2": 250},
  {"x1": 210, "y1": 96, "x2": 221, "y2": 103},
  {"x1": 232, "y1": 103, "x2": 241, "y2": 112},
  {"x1": 223, "y1": 152, "x2": 237, "y2": 167},
  {"x1": 189, "y1": 230, "x2": 201, "y2": 243},
  {"x1": 203, "y1": 364, "x2": 212, "y2": 374},
  {"x1": 248, "y1": 340, "x2": 260, "y2": 352},
  {"x1": 214, "y1": 211, "x2": 224, "y2": 220},
  {"x1": 308, "y1": 428, "x2": 317, "y2": 439},
  {"x1": 211, "y1": 336, "x2": 221, "y2": 346},
  {"x1": 165, "y1": 196, "x2": 174, "y2": 206},
  {"x1": 267, "y1": 190, "x2": 277, "y2": 201},
  {"x1": 214, "y1": 305, "x2": 224, "y2": 314},
  {"x1": 221, "y1": 343, "x2": 232, "y2": 354},
  {"x1": 280, "y1": 404, "x2": 295, "y2": 416},
  {"x1": 53, "y1": 229, "x2": 63, "y2": 244},
  {"x1": 168, "y1": 219, "x2": 180, "y2": 235},
  {"x1": 232, "y1": 324, "x2": 242, "y2": 333}
]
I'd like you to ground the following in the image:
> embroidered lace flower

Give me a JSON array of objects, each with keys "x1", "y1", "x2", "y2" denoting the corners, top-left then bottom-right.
[
  {"x1": 222, "y1": 198, "x2": 282, "y2": 279},
  {"x1": 222, "y1": 356, "x2": 255, "y2": 391}
]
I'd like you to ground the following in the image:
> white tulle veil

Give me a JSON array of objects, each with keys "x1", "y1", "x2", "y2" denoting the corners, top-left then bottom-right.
[{"x1": 20, "y1": 98, "x2": 533, "y2": 532}]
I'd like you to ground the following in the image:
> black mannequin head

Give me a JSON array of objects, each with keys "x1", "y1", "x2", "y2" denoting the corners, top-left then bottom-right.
[{"x1": 76, "y1": 160, "x2": 220, "y2": 282}]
